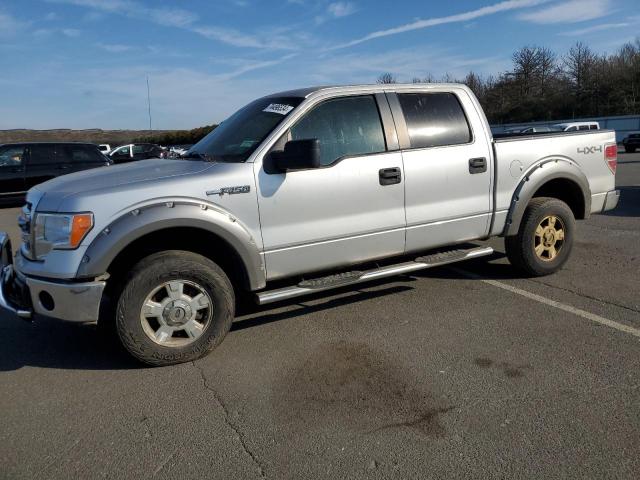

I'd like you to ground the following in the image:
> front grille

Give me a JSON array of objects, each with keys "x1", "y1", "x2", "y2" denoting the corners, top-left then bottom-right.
[{"x1": 18, "y1": 202, "x2": 34, "y2": 259}]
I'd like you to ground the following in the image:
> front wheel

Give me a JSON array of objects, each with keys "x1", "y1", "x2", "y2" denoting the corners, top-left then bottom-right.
[
  {"x1": 505, "y1": 197, "x2": 575, "y2": 276},
  {"x1": 115, "y1": 251, "x2": 234, "y2": 366}
]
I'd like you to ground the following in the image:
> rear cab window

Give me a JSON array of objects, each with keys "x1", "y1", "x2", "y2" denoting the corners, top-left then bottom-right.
[{"x1": 397, "y1": 92, "x2": 472, "y2": 149}]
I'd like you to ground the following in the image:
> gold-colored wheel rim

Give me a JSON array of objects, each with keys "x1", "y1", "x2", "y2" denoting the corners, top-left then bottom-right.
[{"x1": 534, "y1": 215, "x2": 565, "y2": 261}]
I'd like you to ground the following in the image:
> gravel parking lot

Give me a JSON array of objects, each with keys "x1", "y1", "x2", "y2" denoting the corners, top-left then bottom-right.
[{"x1": 1, "y1": 153, "x2": 639, "y2": 479}]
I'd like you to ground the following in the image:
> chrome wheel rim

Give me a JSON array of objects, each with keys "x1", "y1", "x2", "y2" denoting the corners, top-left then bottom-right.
[
  {"x1": 140, "y1": 280, "x2": 213, "y2": 347},
  {"x1": 534, "y1": 215, "x2": 565, "y2": 262}
]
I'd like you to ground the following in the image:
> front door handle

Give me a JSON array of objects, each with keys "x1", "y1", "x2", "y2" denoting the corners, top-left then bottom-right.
[
  {"x1": 379, "y1": 167, "x2": 401, "y2": 185},
  {"x1": 468, "y1": 157, "x2": 487, "y2": 174}
]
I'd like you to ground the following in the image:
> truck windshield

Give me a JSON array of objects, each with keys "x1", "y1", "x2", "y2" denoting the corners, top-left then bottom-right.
[{"x1": 186, "y1": 96, "x2": 303, "y2": 162}]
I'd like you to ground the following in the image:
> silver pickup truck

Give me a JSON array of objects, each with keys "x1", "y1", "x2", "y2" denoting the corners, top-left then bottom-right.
[{"x1": 0, "y1": 84, "x2": 619, "y2": 366}]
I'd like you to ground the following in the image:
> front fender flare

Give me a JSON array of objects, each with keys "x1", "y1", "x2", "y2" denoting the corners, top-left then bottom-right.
[
  {"x1": 76, "y1": 199, "x2": 266, "y2": 290},
  {"x1": 504, "y1": 158, "x2": 591, "y2": 236}
]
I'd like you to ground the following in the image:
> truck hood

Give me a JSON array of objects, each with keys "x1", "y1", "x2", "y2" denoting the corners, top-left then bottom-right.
[{"x1": 33, "y1": 159, "x2": 215, "y2": 211}]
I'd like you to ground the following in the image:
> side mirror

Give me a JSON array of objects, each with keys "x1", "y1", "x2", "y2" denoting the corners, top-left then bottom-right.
[{"x1": 269, "y1": 139, "x2": 321, "y2": 172}]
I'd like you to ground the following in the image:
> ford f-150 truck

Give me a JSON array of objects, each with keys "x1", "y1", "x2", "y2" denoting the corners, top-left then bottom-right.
[{"x1": 0, "y1": 84, "x2": 620, "y2": 366}]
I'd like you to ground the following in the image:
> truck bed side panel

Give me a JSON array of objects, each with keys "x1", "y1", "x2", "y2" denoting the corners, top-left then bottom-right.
[{"x1": 491, "y1": 130, "x2": 617, "y2": 235}]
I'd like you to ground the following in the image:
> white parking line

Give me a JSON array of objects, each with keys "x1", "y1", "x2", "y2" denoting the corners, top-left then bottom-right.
[{"x1": 452, "y1": 268, "x2": 640, "y2": 340}]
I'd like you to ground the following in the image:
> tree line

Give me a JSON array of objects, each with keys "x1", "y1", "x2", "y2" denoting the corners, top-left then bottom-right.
[
  {"x1": 377, "y1": 39, "x2": 640, "y2": 124},
  {"x1": 134, "y1": 124, "x2": 217, "y2": 145}
]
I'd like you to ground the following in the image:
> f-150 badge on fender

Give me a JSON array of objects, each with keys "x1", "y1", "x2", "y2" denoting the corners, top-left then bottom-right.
[{"x1": 206, "y1": 185, "x2": 251, "y2": 196}]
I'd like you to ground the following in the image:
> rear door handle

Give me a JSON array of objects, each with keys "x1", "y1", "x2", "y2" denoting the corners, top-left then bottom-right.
[
  {"x1": 379, "y1": 167, "x2": 401, "y2": 185},
  {"x1": 468, "y1": 157, "x2": 487, "y2": 174}
]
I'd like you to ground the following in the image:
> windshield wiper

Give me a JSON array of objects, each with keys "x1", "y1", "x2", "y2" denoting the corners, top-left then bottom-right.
[{"x1": 181, "y1": 151, "x2": 215, "y2": 162}]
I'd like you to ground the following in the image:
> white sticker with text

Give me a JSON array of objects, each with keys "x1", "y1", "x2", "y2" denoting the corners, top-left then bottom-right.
[{"x1": 263, "y1": 103, "x2": 294, "y2": 115}]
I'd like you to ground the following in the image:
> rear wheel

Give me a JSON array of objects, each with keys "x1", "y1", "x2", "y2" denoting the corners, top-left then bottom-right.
[
  {"x1": 115, "y1": 251, "x2": 234, "y2": 366},
  {"x1": 505, "y1": 197, "x2": 575, "y2": 276}
]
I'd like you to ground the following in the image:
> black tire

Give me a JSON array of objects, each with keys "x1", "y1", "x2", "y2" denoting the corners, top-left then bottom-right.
[
  {"x1": 115, "y1": 250, "x2": 234, "y2": 366},
  {"x1": 505, "y1": 197, "x2": 575, "y2": 277}
]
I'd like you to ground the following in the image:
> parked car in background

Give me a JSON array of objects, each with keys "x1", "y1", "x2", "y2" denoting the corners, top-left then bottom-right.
[
  {"x1": 98, "y1": 144, "x2": 111, "y2": 154},
  {"x1": 504, "y1": 126, "x2": 559, "y2": 134},
  {"x1": 108, "y1": 143, "x2": 164, "y2": 164},
  {"x1": 0, "y1": 142, "x2": 111, "y2": 203},
  {"x1": 169, "y1": 145, "x2": 193, "y2": 156},
  {"x1": 621, "y1": 133, "x2": 640, "y2": 153},
  {"x1": 553, "y1": 122, "x2": 600, "y2": 132}
]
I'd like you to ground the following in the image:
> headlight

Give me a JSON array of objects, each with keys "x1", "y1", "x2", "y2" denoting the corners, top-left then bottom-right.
[{"x1": 34, "y1": 213, "x2": 94, "y2": 259}]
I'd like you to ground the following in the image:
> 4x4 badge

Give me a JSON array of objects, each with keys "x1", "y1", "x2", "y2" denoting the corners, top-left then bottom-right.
[{"x1": 577, "y1": 146, "x2": 603, "y2": 154}]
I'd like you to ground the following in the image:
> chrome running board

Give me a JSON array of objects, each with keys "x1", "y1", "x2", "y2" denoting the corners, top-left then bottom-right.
[{"x1": 256, "y1": 246, "x2": 493, "y2": 305}]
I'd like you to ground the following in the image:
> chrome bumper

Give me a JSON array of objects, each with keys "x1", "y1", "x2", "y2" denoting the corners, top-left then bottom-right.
[
  {"x1": 603, "y1": 189, "x2": 620, "y2": 212},
  {"x1": 0, "y1": 232, "x2": 106, "y2": 323}
]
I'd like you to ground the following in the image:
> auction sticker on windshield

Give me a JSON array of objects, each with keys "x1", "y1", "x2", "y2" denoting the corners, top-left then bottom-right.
[{"x1": 263, "y1": 103, "x2": 294, "y2": 115}]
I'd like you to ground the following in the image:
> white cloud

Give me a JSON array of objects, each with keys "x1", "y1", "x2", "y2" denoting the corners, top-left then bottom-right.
[
  {"x1": 307, "y1": 46, "x2": 510, "y2": 85},
  {"x1": 48, "y1": 0, "x2": 296, "y2": 49},
  {"x1": 332, "y1": 0, "x2": 550, "y2": 49},
  {"x1": 0, "y1": 11, "x2": 29, "y2": 36},
  {"x1": 519, "y1": 0, "x2": 611, "y2": 24},
  {"x1": 97, "y1": 43, "x2": 134, "y2": 52},
  {"x1": 559, "y1": 22, "x2": 630, "y2": 36},
  {"x1": 192, "y1": 26, "x2": 295, "y2": 50},
  {"x1": 327, "y1": 2, "x2": 357, "y2": 18},
  {"x1": 44, "y1": 12, "x2": 60, "y2": 21},
  {"x1": 62, "y1": 28, "x2": 81, "y2": 37}
]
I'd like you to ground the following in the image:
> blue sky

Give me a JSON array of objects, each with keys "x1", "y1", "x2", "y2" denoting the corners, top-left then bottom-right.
[{"x1": 0, "y1": 0, "x2": 638, "y2": 130}]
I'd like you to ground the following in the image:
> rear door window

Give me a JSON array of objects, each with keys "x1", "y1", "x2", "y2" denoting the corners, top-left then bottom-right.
[
  {"x1": 397, "y1": 92, "x2": 472, "y2": 149},
  {"x1": 58, "y1": 144, "x2": 105, "y2": 163},
  {"x1": 28, "y1": 145, "x2": 56, "y2": 165}
]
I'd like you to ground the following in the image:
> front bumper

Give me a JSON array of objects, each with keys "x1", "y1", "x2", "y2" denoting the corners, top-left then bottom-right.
[{"x1": 0, "y1": 232, "x2": 106, "y2": 322}]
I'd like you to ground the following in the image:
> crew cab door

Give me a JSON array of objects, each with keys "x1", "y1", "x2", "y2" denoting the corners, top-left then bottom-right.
[
  {"x1": 387, "y1": 89, "x2": 492, "y2": 252},
  {"x1": 255, "y1": 93, "x2": 405, "y2": 280}
]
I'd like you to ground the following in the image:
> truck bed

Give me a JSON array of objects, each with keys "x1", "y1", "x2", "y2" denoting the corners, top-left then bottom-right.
[{"x1": 490, "y1": 129, "x2": 617, "y2": 235}]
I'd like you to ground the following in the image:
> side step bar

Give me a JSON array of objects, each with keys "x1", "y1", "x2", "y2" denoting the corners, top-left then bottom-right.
[{"x1": 256, "y1": 246, "x2": 493, "y2": 305}]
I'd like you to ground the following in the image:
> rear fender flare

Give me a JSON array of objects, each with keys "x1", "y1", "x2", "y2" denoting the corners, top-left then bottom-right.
[{"x1": 504, "y1": 158, "x2": 591, "y2": 236}]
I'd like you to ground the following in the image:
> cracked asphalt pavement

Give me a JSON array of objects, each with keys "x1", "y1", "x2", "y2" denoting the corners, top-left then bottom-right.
[{"x1": 1, "y1": 154, "x2": 639, "y2": 479}]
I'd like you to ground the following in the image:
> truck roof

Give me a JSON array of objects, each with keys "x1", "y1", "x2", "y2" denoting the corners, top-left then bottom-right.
[{"x1": 267, "y1": 83, "x2": 470, "y2": 99}]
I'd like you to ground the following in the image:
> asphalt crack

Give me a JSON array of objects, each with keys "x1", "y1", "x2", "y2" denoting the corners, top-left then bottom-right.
[{"x1": 191, "y1": 361, "x2": 266, "y2": 479}]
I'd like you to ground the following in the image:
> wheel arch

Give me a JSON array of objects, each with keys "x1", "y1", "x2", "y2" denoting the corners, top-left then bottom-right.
[
  {"x1": 504, "y1": 159, "x2": 591, "y2": 237},
  {"x1": 77, "y1": 201, "x2": 266, "y2": 291}
]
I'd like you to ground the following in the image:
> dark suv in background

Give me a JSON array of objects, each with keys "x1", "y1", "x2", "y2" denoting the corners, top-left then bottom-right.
[
  {"x1": 622, "y1": 133, "x2": 640, "y2": 153},
  {"x1": 0, "y1": 142, "x2": 111, "y2": 203}
]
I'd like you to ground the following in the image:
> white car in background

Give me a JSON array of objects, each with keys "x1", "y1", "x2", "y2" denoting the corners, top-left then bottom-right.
[{"x1": 553, "y1": 122, "x2": 600, "y2": 132}]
